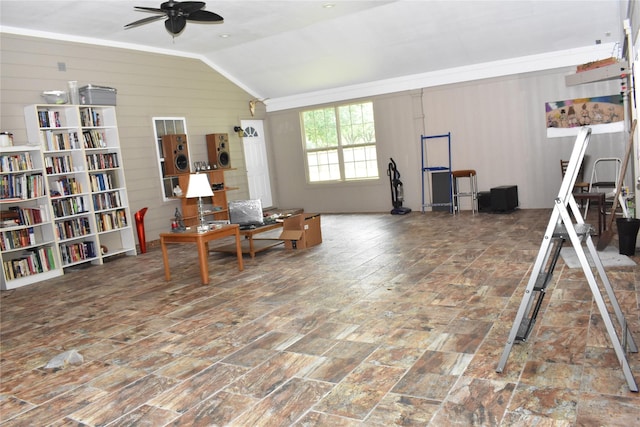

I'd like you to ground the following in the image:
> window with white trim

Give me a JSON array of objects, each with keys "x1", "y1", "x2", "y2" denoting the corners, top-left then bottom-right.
[
  {"x1": 153, "y1": 117, "x2": 188, "y2": 200},
  {"x1": 301, "y1": 101, "x2": 379, "y2": 183}
]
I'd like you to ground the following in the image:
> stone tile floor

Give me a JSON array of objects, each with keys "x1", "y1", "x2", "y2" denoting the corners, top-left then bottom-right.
[{"x1": 1, "y1": 210, "x2": 639, "y2": 426}]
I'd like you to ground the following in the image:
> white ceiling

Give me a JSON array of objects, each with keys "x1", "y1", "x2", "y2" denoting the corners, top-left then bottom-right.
[{"x1": 0, "y1": 0, "x2": 628, "y2": 110}]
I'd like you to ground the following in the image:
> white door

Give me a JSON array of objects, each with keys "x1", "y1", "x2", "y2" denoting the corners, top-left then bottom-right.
[{"x1": 241, "y1": 120, "x2": 273, "y2": 208}]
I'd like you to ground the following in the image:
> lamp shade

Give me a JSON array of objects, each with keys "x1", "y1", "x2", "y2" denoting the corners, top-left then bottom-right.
[{"x1": 186, "y1": 173, "x2": 214, "y2": 198}]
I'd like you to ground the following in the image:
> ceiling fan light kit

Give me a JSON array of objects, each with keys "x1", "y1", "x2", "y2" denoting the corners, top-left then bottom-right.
[{"x1": 125, "y1": 1, "x2": 223, "y2": 35}]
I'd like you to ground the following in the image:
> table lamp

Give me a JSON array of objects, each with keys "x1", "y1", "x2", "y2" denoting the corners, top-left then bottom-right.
[{"x1": 186, "y1": 173, "x2": 214, "y2": 232}]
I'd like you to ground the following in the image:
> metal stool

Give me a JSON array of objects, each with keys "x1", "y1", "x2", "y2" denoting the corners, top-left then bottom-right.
[{"x1": 452, "y1": 169, "x2": 478, "y2": 214}]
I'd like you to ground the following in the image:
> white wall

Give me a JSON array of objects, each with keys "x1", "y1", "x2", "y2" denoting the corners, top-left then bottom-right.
[{"x1": 268, "y1": 69, "x2": 623, "y2": 212}]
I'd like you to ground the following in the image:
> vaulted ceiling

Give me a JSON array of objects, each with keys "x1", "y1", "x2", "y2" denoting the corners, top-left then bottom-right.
[{"x1": 0, "y1": 1, "x2": 628, "y2": 110}]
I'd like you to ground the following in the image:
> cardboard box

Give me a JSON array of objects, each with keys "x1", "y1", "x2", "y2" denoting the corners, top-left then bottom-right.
[
  {"x1": 576, "y1": 57, "x2": 618, "y2": 73},
  {"x1": 304, "y1": 214, "x2": 322, "y2": 247},
  {"x1": 79, "y1": 84, "x2": 117, "y2": 106},
  {"x1": 279, "y1": 213, "x2": 321, "y2": 249}
]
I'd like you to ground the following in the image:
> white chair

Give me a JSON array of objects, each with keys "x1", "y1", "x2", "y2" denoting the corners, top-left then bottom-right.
[{"x1": 587, "y1": 157, "x2": 627, "y2": 217}]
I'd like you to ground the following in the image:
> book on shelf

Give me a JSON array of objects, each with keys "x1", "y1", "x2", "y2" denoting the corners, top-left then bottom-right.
[
  {"x1": 59, "y1": 240, "x2": 96, "y2": 265},
  {"x1": 80, "y1": 108, "x2": 101, "y2": 127},
  {"x1": 51, "y1": 196, "x2": 87, "y2": 218},
  {"x1": 44, "y1": 131, "x2": 81, "y2": 151},
  {"x1": 89, "y1": 173, "x2": 114, "y2": 191},
  {"x1": 2, "y1": 206, "x2": 44, "y2": 227},
  {"x1": 56, "y1": 216, "x2": 91, "y2": 240},
  {"x1": 93, "y1": 191, "x2": 122, "y2": 211},
  {"x1": 0, "y1": 227, "x2": 38, "y2": 250},
  {"x1": 0, "y1": 174, "x2": 45, "y2": 200},
  {"x1": 50, "y1": 176, "x2": 82, "y2": 196},
  {"x1": 2, "y1": 246, "x2": 56, "y2": 280},
  {"x1": 38, "y1": 110, "x2": 62, "y2": 128},
  {"x1": 82, "y1": 130, "x2": 107, "y2": 148},
  {"x1": 86, "y1": 153, "x2": 118, "y2": 170},
  {"x1": 0, "y1": 152, "x2": 34, "y2": 173},
  {"x1": 44, "y1": 155, "x2": 74, "y2": 174}
]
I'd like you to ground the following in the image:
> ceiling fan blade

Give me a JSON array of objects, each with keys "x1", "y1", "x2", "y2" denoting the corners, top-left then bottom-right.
[
  {"x1": 125, "y1": 15, "x2": 165, "y2": 29},
  {"x1": 165, "y1": 16, "x2": 187, "y2": 34},
  {"x1": 133, "y1": 6, "x2": 165, "y2": 14},
  {"x1": 186, "y1": 10, "x2": 223, "y2": 22},
  {"x1": 177, "y1": 2, "x2": 206, "y2": 13}
]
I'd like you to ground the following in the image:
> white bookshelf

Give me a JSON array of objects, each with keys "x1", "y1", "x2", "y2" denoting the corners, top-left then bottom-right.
[
  {"x1": 1, "y1": 145, "x2": 63, "y2": 289},
  {"x1": 1, "y1": 104, "x2": 137, "y2": 288}
]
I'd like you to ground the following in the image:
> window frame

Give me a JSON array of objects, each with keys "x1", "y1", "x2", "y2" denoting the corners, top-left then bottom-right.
[
  {"x1": 152, "y1": 117, "x2": 189, "y2": 201},
  {"x1": 301, "y1": 101, "x2": 379, "y2": 184}
]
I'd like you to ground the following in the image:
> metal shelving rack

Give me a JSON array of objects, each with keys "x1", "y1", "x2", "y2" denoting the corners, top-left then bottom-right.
[{"x1": 421, "y1": 132, "x2": 452, "y2": 213}]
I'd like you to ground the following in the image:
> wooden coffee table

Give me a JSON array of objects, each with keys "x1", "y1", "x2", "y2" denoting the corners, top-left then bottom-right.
[
  {"x1": 209, "y1": 221, "x2": 284, "y2": 258},
  {"x1": 160, "y1": 225, "x2": 244, "y2": 285}
]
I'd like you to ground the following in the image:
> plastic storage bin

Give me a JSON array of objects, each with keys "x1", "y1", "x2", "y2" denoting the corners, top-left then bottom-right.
[{"x1": 79, "y1": 84, "x2": 117, "y2": 105}]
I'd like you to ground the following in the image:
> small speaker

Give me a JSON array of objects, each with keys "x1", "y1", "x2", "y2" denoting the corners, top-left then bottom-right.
[
  {"x1": 206, "y1": 133, "x2": 231, "y2": 169},
  {"x1": 491, "y1": 185, "x2": 518, "y2": 212},
  {"x1": 162, "y1": 134, "x2": 190, "y2": 175},
  {"x1": 478, "y1": 191, "x2": 491, "y2": 212}
]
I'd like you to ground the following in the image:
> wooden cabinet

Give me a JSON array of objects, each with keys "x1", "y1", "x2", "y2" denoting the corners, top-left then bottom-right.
[
  {"x1": 1, "y1": 103, "x2": 138, "y2": 288},
  {"x1": 176, "y1": 169, "x2": 234, "y2": 226}
]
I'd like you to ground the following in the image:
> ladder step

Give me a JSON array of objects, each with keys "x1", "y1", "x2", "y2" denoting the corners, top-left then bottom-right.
[
  {"x1": 553, "y1": 223, "x2": 594, "y2": 239},
  {"x1": 516, "y1": 317, "x2": 534, "y2": 342},
  {"x1": 534, "y1": 272, "x2": 551, "y2": 291}
]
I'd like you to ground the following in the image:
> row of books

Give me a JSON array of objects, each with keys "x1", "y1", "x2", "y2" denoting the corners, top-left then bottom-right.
[
  {"x1": 38, "y1": 108, "x2": 107, "y2": 129},
  {"x1": 80, "y1": 108, "x2": 102, "y2": 127},
  {"x1": 38, "y1": 110, "x2": 62, "y2": 128},
  {"x1": 95, "y1": 209, "x2": 127, "y2": 232},
  {"x1": 89, "y1": 172, "x2": 115, "y2": 192},
  {"x1": 60, "y1": 240, "x2": 96, "y2": 265},
  {"x1": 55, "y1": 216, "x2": 91, "y2": 241},
  {"x1": 3, "y1": 246, "x2": 56, "y2": 280},
  {"x1": 52, "y1": 195, "x2": 87, "y2": 218},
  {"x1": 49, "y1": 176, "x2": 82, "y2": 197},
  {"x1": 86, "y1": 153, "x2": 119, "y2": 171},
  {"x1": 0, "y1": 173, "x2": 45, "y2": 200},
  {"x1": 43, "y1": 130, "x2": 81, "y2": 151},
  {"x1": 0, "y1": 227, "x2": 37, "y2": 251},
  {"x1": 44, "y1": 155, "x2": 74, "y2": 174},
  {"x1": 1, "y1": 206, "x2": 46, "y2": 228},
  {"x1": 0, "y1": 152, "x2": 34, "y2": 173},
  {"x1": 93, "y1": 191, "x2": 122, "y2": 212},
  {"x1": 83, "y1": 130, "x2": 107, "y2": 149}
]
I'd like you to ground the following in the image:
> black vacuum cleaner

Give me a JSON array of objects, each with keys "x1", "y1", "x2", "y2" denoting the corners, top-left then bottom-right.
[{"x1": 388, "y1": 158, "x2": 411, "y2": 215}]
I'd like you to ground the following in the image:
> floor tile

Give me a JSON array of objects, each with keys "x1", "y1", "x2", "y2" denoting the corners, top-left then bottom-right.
[{"x1": 1, "y1": 211, "x2": 638, "y2": 425}]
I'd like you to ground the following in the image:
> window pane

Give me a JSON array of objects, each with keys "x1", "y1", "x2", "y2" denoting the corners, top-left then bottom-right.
[
  {"x1": 343, "y1": 146, "x2": 378, "y2": 179},
  {"x1": 307, "y1": 149, "x2": 340, "y2": 182},
  {"x1": 303, "y1": 108, "x2": 338, "y2": 149},
  {"x1": 339, "y1": 102, "x2": 375, "y2": 146}
]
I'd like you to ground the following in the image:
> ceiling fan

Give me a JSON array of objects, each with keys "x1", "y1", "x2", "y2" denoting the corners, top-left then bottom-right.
[{"x1": 125, "y1": 1, "x2": 223, "y2": 35}]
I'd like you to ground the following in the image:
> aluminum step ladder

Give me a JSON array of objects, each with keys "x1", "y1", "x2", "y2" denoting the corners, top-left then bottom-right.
[
  {"x1": 496, "y1": 127, "x2": 638, "y2": 392},
  {"x1": 585, "y1": 157, "x2": 629, "y2": 218}
]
